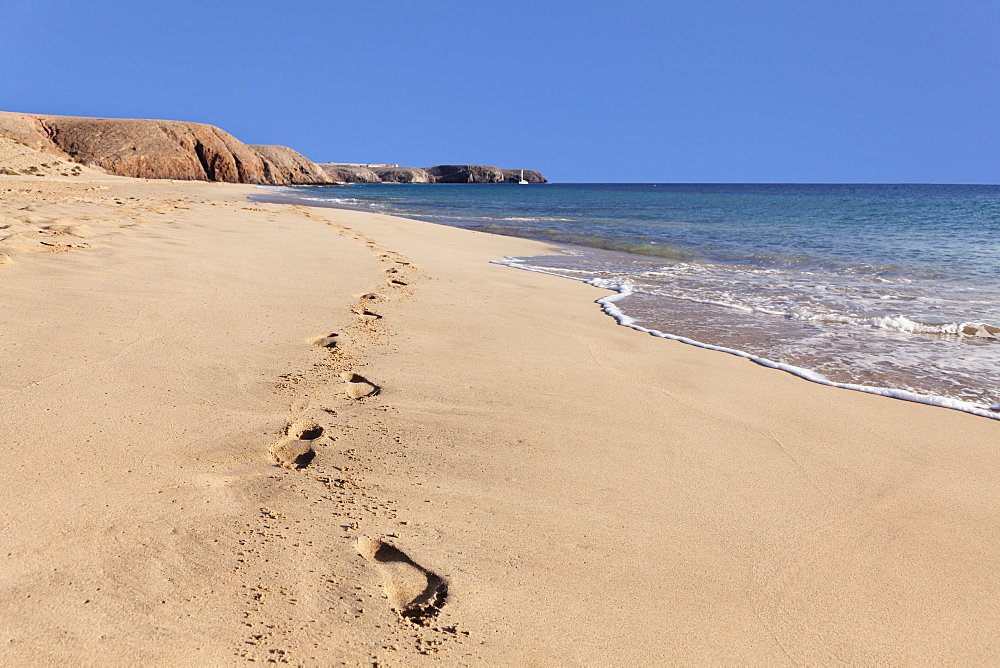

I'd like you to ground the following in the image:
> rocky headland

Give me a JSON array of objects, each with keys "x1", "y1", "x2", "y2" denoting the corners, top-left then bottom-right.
[
  {"x1": 322, "y1": 163, "x2": 547, "y2": 184},
  {"x1": 0, "y1": 112, "x2": 336, "y2": 185},
  {"x1": 0, "y1": 111, "x2": 547, "y2": 185}
]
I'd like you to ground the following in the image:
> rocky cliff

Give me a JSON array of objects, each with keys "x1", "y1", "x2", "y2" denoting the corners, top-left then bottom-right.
[
  {"x1": 251, "y1": 145, "x2": 335, "y2": 185},
  {"x1": 0, "y1": 111, "x2": 547, "y2": 185},
  {"x1": 425, "y1": 164, "x2": 505, "y2": 183},
  {"x1": 0, "y1": 112, "x2": 333, "y2": 185},
  {"x1": 324, "y1": 163, "x2": 547, "y2": 184},
  {"x1": 372, "y1": 166, "x2": 433, "y2": 183},
  {"x1": 318, "y1": 164, "x2": 381, "y2": 183},
  {"x1": 500, "y1": 169, "x2": 546, "y2": 184}
]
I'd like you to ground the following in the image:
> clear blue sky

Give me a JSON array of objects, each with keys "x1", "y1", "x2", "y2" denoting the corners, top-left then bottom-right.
[{"x1": 3, "y1": 0, "x2": 998, "y2": 183}]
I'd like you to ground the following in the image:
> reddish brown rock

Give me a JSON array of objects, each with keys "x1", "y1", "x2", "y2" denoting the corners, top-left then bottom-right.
[
  {"x1": 0, "y1": 111, "x2": 332, "y2": 185},
  {"x1": 318, "y1": 164, "x2": 381, "y2": 183},
  {"x1": 40, "y1": 116, "x2": 267, "y2": 183},
  {"x1": 251, "y1": 145, "x2": 336, "y2": 185},
  {"x1": 0, "y1": 111, "x2": 549, "y2": 185},
  {"x1": 374, "y1": 166, "x2": 433, "y2": 183}
]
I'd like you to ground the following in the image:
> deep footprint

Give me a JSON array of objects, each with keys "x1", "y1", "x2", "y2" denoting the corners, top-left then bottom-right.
[
  {"x1": 309, "y1": 332, "x2": 338, "y2": 348},
  {"x1": 356, "y1": 536, "x2": 447, "y2": 624},
  {"x1": 288, "y1": 418, "x2": 323, "y2": 440},
  {"x1": 268, "y1": 419, "x2": 324, "y2": 468},
  {"x1": 341, "y1": 371, "x2": 378, "y2": 399},
  {"x1": 351, "y1": 305, "x2": 381, "y2": 319}
]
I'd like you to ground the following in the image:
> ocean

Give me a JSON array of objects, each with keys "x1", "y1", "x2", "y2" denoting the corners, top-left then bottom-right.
[{"x1": 257, "y1": 183, "x2": 1000, "y2": 420}]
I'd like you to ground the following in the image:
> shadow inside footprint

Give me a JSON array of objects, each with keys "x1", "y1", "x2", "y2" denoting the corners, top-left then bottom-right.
[
  {"x1": 289, "y1": 418, "x2": 324, "y2": 440},
  {"x1": 351, "y1": 305, "x2": 381, "y2": 319},
  {"x1": 269, "y1": 439, "x2": 316, "y2": 469},
  {"x1": 309, "y1": 333, "x2": 338, "y2": 348},
  {"x1": 268, "y1": 419, "x2": 324, "y2": 469},
  {"x1": 340, "y1": 372, "x2": 379, "y2": 399},
  {"x1": 356, "y1": 536, "x2": 447, "y2": 625}
]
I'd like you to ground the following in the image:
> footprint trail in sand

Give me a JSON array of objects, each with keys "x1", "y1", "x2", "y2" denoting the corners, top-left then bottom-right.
[{"x1": 238, "y1": 205, "x2": 462, "y2": 660}]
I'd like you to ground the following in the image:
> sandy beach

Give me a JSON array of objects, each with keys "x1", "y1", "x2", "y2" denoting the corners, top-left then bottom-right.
[{"x1": 2, "y1": 171, "x2": 999, "y2": 664}]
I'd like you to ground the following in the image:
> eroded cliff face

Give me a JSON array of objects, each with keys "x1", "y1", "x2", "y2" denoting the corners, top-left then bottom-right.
[
  {"x1": 373, "y1": 167, "x2": 433, "y2": 183},
  {"x1": 0, "y1": 111, "x2": 548, "y2": 185},
  {"x1": 423, "y1": 166, "x2": 547, "y2": 183},
  {"x1": 39, "y1": 116, "x2": 266, "y2": 182},
  {"x1": 318, "y1": 164, "x2": 381, "y2": 183},
  {"x1": 425, "y1": 165, "x2": 501, "y2": 183},
  {"x1": 0, "y1": 112, "x2": 332, "y2": 185},
  {"x1": 251, "y1": 145, "x2": 336, "y2": 185},
  {"x1": 325, "y1": 163, "x2": 548, "y2": 184},
  {"x1": 500, "y1": 169, "x2": 546, "y2": 184}
]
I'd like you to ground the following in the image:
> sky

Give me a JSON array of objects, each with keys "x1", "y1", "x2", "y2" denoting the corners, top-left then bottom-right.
[{"x1": 2, "y1": 0, "x2": 999, "y2": 183}]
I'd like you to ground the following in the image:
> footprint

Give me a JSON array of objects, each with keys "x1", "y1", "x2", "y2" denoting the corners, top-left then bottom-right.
[
  {"x1": 288, "y1": 418, "x2": 323, "y2": 440},
  {"x1": 268, "y1": 419, "x2": 324, "y2": 469},
  {"x1": 356, "y1": 536, "x2": 447, "y2": 624},
  {"x1": 0, "y1": 254, "x2": 11, "y2": 265},
  {"x1": 387, "y1": 279, "x2": 407, "y2": 287},
  {"x1": 269, "y1": 439, "x2": 315, "y2": 469},
  {"x1": 341, "y1": 371, "x2": 378, "y2": 399},
  {"x1": 356, "y1": 292, "x2": 381, "y2": 301},
  {"x1": 351, "y1": 305, "x2": 381, "y2": 319},
  {"x1": 309, "y1": 332, "x2": 339, "y2": 348}
]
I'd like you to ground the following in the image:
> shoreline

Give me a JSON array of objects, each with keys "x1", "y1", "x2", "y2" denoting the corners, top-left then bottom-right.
[
  {"x1": 498, "y1": 258, "x2": 1000, "y2": 421},
  {"x1": 260, "y1": 184, "x2": 1000, "y2": 422},
  {"x1": 2, "y1": 174, "x2": 999, "y2": 663}
]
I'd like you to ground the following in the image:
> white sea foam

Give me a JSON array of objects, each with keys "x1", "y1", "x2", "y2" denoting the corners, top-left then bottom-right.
[
  {"x1": 493, "y1": 216, "x2": 575, "y2": 222},
  {"x1": 600, "y1": 263, "x2": 1000, "y2": 342},
  {"x1": 494, "y1": 256, "x2": 1000, "y2": 420},
  {"x1": 407, "y1": 214, "x2": 575, "y2": 223},
  {"x1": 789, "y1": 313, "x2": 1000, "y2": 339}
]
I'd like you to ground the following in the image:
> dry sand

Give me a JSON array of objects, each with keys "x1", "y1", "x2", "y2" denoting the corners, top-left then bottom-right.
[{"x1": 1, "y1": 170, "x2": 998, "y2": 665}]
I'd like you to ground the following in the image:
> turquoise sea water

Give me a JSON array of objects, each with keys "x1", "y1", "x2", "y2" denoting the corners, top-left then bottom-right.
[{"x1": 259, "y1": 183, "x2": 1000, "y2": 418}]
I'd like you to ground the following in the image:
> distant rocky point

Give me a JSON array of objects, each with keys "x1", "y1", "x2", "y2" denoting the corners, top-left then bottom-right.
[
  {"x1": 0, "y1": 111, "x2": 546, "y2": 185},
  {"x1": 321, "y1": 163, "x2": 546, "y2": 184}
]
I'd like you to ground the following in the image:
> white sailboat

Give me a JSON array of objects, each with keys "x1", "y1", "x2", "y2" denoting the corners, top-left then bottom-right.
[{"x1": 518, "y1": 169, "x2": 529, "y2": 185}]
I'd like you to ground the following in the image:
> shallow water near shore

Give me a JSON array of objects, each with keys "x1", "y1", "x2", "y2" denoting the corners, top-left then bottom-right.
[{"x1": 257, "y1": 183, "x2": 1000, "y2": 418}]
